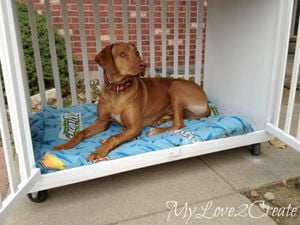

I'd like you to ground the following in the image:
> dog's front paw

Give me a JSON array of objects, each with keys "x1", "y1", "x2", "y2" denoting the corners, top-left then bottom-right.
[{"x1": 87, "y1": 151, "x2": 107, "y2": 161}]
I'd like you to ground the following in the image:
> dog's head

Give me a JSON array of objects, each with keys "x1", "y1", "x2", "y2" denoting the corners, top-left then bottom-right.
[{"x1": 95, "y1": 43, "x2": 146, "y2": 83}]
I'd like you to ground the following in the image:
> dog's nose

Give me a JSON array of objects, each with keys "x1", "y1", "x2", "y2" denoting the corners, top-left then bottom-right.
[
  {"x1": 140, "y1": 63, "x2": 146, "y2": 72},
  {"x1": 139, "y1": 60, "x2": 146, "y2": 69},
  {"x1": 138, "y1": 60, "x2": 146, "y2": 77}
]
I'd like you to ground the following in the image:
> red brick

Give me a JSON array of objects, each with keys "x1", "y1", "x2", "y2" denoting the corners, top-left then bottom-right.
[{"x1": 29, "y1": 0, "x2": 206, "y2": 72}]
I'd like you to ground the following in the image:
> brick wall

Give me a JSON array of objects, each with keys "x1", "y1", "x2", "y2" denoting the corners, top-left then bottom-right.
[{"x1": 21, "y1": 0, "x2": 205, "y2": 73}]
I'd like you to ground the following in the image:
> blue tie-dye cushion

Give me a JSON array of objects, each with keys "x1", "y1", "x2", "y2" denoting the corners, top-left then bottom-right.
[{"x1": 30, "y1": 103, "x2": 254, "y2": 174}]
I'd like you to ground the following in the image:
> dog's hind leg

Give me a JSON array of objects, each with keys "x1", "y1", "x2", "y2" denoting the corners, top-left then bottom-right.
[
  {"x1": 148, "y1": 112, "x2": 184, "y2": 136},
  {"x1": 148, "y1": 80, "x2": 209, "y2": 136},
  {"x1": 148, "y1": 96, "x2": 185, "y2": 136}
]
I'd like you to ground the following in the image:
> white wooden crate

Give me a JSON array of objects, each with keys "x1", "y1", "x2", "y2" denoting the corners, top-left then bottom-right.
[{"x1": 0, "y1": 0, "x2": 299, "y2": 222}]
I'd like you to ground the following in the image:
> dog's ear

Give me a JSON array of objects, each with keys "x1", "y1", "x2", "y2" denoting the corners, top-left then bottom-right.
[{"x1": 95, "y1": 44, "x2": 118, "y2": 74}]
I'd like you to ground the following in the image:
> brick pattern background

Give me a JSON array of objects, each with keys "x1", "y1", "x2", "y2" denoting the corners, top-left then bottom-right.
[{"x1": 21, "y1": 0, "x2": 205, "y2": 73}]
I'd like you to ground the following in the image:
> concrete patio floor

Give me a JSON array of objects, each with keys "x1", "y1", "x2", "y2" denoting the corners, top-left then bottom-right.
[{"x1": 2, "y1": 142, "x2": 300, "y2": 225}]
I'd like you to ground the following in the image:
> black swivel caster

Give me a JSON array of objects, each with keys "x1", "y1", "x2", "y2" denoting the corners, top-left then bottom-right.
[
  {"x1": 250, "y1": 143, "x2": 261, "y2": 156},
  {"x1": 27, "y1": 190, "x2": 48, "y2": 203}
]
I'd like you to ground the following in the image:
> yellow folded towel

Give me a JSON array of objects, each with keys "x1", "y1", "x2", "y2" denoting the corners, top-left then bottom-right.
[{"x1": 40, "y1": 152, "x2": 66, "y2": 170}]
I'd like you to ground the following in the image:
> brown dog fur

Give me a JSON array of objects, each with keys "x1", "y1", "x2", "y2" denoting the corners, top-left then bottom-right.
[{"x1": 54, "y1": 43, "x2": 210, "y2": 161}]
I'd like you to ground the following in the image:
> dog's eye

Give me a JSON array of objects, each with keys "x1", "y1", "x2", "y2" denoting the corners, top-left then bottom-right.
[
  {"x1": 136, "y1": 51, "x2": 140, "y2": 57},
  {"x1": 120, "y1": 52, "x2": 126, "y2": 57}
]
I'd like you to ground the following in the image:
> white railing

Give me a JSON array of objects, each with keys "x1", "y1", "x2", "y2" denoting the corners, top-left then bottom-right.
[
  {"x1": 266, "y1": 1, "x2": 300, "y2": 153},
  {"x1": 0, "y1": 0, "x2": 299, "y2": 221},
  {"x1": 0, "y1": 0, "x2": 206, "y2": 213},
  {"x1": 0, "y1": 0, "x2": 41, "y2": 220},
  {"x1": 22, "y1": 0, "x2": 206, "y2": 109}
]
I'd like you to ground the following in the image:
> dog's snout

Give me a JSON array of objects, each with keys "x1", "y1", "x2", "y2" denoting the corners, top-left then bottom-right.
[
  {"x1": 139, "y1": 60, "x2": 146, "y2": 69},
  {"x1": 138, "y1": 60, "x2": 146, "y2": 77}
]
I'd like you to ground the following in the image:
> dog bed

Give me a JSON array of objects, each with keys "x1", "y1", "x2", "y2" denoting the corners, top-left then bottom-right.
[{"x1": 30, "y1": 102, "x2": 253, "y2": 174}]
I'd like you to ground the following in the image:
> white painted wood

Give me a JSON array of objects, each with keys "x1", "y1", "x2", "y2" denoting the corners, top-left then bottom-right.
[
  {"x1": 149, "y1": 0, "x2": 155, "y2": 77},
  {"x1": 267, "y1": 0, "x2": 294, "y2": 128},
  {"x1": 122, "y1": 0, "x2": 128, "y2": 43},
  {"x1": 0, "y1": 0, "x2": 41, "y2": 221},
  {"x1": 173, "y1": 0, "x2": 179, "y2": 78},
  {"x1": 285, "y1": 15, "x2": 300, "y2": 134},
  {"x1": 45, "y1": 0, "x2": 63, "y2": 108},
  {"x1": 161, "y1": 0, "x2": 167, "y2": 78},
  {"x1": 0, "y1": 0, "x2": 299, "y2": 222},
  {"x1": 108, "y1": 0, "x2": 115, "y2": 43},
  {"x1": 0, "y1": 169, "x2": 41, "y2": 223},
  {"x1": 184, "y1": 0, "x2": 191, "y2": 80},
  {"x1": 195, "y1": 0, "x2": 204, "y2": 85},
  {"x1": 28, "y1": 0, "x2": 47, "y2": 107},
  {"x1": 31, "y1": 131, "x2": 271, "y2": 192},
  {"x1": 290, "y1": 0, "x2": 299, "y2": 37},
  {"x1": 205, "y1": 0, "x2": 291, "y2": 130},
  {"x1": 0, "y1": 79, "x2": 18, "y2": 195},
  {"x1": 61, "y1": 0, "x2": 77, "y2": 105},
  {"x1": 135, "y1": 0, "x2": 142, "y2": 53},
  {"x1": 78, "y1": 0, "x2": 91, "y2": 103},
  {"x1": 93, "y1": 0, "x2": 105, "y2": 88},
  {"x1": 267, "y1": 123, "x2": 300, "y2": 152}
]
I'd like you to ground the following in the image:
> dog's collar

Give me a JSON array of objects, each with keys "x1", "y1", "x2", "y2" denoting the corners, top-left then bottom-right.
[
  {"x1": 103, "y1": 70, "x2": 133, "y2": 93},
  {"x1": 109, "y1": 79, "x2": 132, "y2": 93}
]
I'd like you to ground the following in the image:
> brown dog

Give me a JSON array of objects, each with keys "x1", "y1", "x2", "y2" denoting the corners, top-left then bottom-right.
[{"x1": 54, "y1": 43, "x2": 210, "y2": 161}]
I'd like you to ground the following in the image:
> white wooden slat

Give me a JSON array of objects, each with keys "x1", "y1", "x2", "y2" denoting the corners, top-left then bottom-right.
[
  {"x1": 0, "y1": 80, "x2": 18, "y2": 194},
  {"x1": 31, "y1": 130, "x2": 271, "y2": 192},
  {"x1": 78, "y1": 0, "x2": 91, "y2": 103},
  {"x1": 27, "y1": 0, "x2": 47, "y2": 107},
  {"x1": 149, "y1": 0, "x2": 155, "y2": 77},
  {"x1": 0, "y1": 1, "x2": 42, "y2": 220},
  {"x1": 184, "y1": 0, "x2": 191, "y2": 80},
  {"x1": 265, "y1": 0, "x2": 300, "y2": 150},
  {"x1": 0, "y1": 0, "x2": 36, "y2": 181},
  {"x1": 285, "y1": 15, "x2": 300, "y2": 134},
  {"x1": 161, "y1": 0, "x2": 167, "y2": 77},
  {"x1": 135, "y1": 0, "x2": 142, "y2": 53},
  {"x1": 44, "y1": 0, "x2": 63, "y2": 108},
  {"x1": 108, "y1": 0, "x2": 115, "y2": 43},
  {"x1": 290, "y1": 0, "x2": 299, "y2": 37},
  {"x1": 267, "y1": 123, "x2": 300, "y2": 152},
  {"x1": 0, "y1": 168, "x2": 40, "y2": 223},
  {"x1": 122, "y1": 0, "x2": 129, "y2": 43},
  {"x1": 93, "y1": 0, "x2": 104, "y2": 88},
  {"x1": 173, "y1": 0, "x2": 179, "y2": 78},
  {"x1": 16, "y1": 3, "x2": 32, "y2": 116},
  {"x1": 195, "y1": 0, "x2": 204, "y2": 85},
  {"x1": 267, "y1": 0, "x2": 294, "y2": 127},
  {"x1": 296, "y1": 104, "x2": 300, "y2": 139},
  {"x1": 61, "y1": 0, "x2": 77, "y2": 105},
  {"x1": 0, "y1": 3, "x2": 24, "y2": 178}
]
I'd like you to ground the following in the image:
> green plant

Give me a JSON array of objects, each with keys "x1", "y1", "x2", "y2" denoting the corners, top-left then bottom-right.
[{"x1": 0, "y1": 1, "x2": 70, "y2": 96}]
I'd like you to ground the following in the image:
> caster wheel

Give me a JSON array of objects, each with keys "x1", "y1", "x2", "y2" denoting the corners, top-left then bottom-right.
[
  {"x1": 27, "y1": 190, "x2": 48, "y2": 203},
  {"x1": 250, "y1": 143, "x2": 261, "y2": 156}
]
